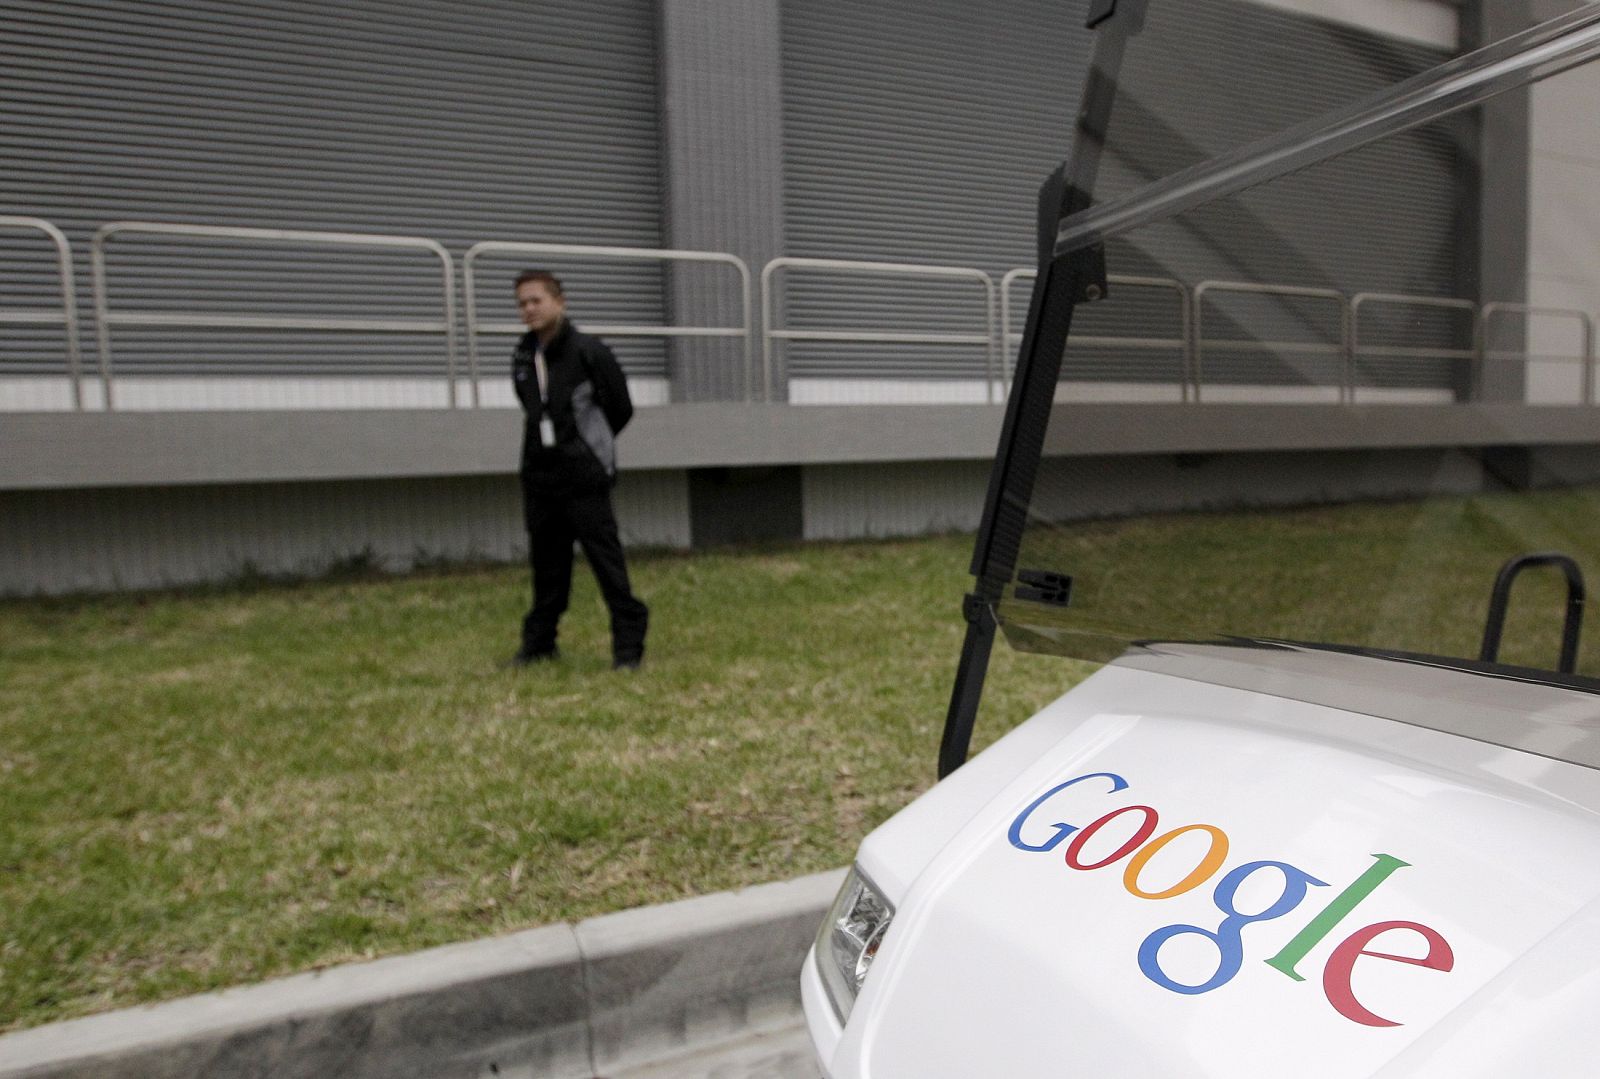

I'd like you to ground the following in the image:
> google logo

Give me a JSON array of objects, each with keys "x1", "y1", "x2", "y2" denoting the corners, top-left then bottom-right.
[{"x1": 1007, "y1": 771, "x2": 1455, "y2": 1027}]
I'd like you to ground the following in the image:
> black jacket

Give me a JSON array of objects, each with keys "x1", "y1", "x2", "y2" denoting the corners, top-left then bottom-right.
[{"x1": 512, "y1": 320, "x2": 634, "y2": 490}]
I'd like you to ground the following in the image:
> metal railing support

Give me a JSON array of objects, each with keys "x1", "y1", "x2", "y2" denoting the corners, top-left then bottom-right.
[
  {"x1": 761, "y1": 257, "x2": 1000, "y2": 403},
  {"x1": 1193, "y1": 281, "x2": 1352, "y2": 403},
  {"x1": 1002, "y1": 269, "x2": 1192, "y2": 399},
  {"x1": 1479, "y1": 301, "x2": 1596, "y2": 405},
  {"x1": 999, "y1": 268, "x2": 1032, "y2": 391},
  {"x1": 1, "y1": 216, "x2": 84, "y2": 409},
  {"x1": 1350, "y1": 292, "x2": 1479, "y2": 402},
  {"x1": 462, "y1": 242, "x2": 754, "y2": 401},
  {"x1": 92, "y1": 223, "x2": 458, "y2": 411}
]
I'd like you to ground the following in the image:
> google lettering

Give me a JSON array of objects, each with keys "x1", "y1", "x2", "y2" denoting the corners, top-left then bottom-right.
[{"x1": 1007, "y1": 772, "x2": 1454, "y2": 1027}]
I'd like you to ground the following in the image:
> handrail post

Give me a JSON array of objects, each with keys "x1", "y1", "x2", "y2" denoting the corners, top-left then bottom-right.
[
  {"x1": 1472, "y1": 306, "x2": 1485, "y2": 401},
  {"x1": 1349, "y1": 295, "x2": 1366, "y2": 405},
  {"x1": 1178, "y1": 280, "x2": 1195, "y2": 403},
  {"x1": 999, "y1": 268, "x2": 1028, "y2": 392},
  {"x1": 90, "y1": 225, "x2": 116, "y2": 411},
  {"x1": 1339, "y1": 293, "x2": 1354, "y2": 405},
  {"x1": 463, "y1": 246, "x2": 483, "y2": 408},
  {"x1": 1586, "y1": 312, "x2": 1596, "y2": 406},
  {"x1": 0, "y1": 216, "x2": 83, "y2": 410},
  {"x1": 734, "y1": 258, "x2": 756, "y2": 403},
  {"x1": 427, "y1": 240, "x2": 460, "y2": 409},
  {"x1": 983, "y1": 273, "x2": 999, "y2": 404},
  {"x1": 761, "y1": 258, "x2": 779, "y2": 404}
]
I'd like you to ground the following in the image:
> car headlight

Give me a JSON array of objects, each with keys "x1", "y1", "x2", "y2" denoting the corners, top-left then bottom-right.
[{"x1": 816, "y1": 866, "x2": 895, "y2": 1025}]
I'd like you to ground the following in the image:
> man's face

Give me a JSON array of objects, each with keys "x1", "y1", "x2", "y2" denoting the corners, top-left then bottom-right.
[{"x1": 516, "y1": 281, "x2": 565, "y2": 333}]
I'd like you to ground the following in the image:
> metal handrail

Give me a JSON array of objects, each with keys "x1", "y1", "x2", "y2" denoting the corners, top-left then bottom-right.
[
  {"x1": 92, "y1": 222, "x2": 458, "y2": 411},
  {"x1": 14, "y1": 217, "x2": 1597, "y2": 411},
  {"x1": 1002, "y1": 269, "x2": 1192, "y2": 399},
  {"x1": 1480, "y1": 302, "x2": 1596, "y2": 405},
  {"x1": 1, "y1": 216, "x2": 84, "y2": 409},
  {"x1": 1350, "y1": 292, "x2": 1478, "y2": 401},
  {"x1": 462, "y1": 241, "x2": 754, "y2": 401},
  {"x1": 762, "y1": 257, "x2": 1000, "y2": 403},
  {"x1": 1193, "y1": 281, "x2": 1353, "y2": 403}
]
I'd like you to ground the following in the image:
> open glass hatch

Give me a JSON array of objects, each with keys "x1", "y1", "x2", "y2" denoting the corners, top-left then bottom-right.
[{"x1": 940, "y1": 0, "x2": 1600, "y2": 776}]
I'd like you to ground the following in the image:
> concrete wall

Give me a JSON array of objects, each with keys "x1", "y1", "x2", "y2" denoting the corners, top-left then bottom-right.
[
  {"x1": 9, "y1": 399, "x2": 1600, "y2": 595},
  {"x1": 0, "y1": 472, "x2": 691, "y2": 597},
  {"x1": 1526, "y1": 0, "x2": 1600, "y2": 404}
]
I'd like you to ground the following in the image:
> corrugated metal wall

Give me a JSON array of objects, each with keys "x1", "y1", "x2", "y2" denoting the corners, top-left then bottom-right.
[
  {"x1": 1095, "y1": 0, "x2": 1469, "y2": 391},
  {"x1": 0, "y1": 0, "x2": 665, "y2": 389},
  {"x1": 779, "y1": 0, "x2": 1093, "y2": 383},
  {"x1": 779, "y1": 0, "x2": 1466, "y2": 390},
  {"x1": 0, "y1": 470, "x2": 691, "y2": 596}
]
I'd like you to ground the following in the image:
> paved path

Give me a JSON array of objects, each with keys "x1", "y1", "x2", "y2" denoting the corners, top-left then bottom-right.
[{"x1": 608, "y1": 1023, "x2": 819, "y2": 1079}]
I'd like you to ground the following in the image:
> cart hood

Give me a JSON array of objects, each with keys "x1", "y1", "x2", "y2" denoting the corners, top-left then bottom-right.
[{"x1": 835, "y1": 649, "x2": 1600, "y2": 1077}]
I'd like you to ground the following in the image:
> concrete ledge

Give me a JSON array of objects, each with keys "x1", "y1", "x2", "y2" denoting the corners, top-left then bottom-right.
[
  {"x1": 0, "y1": 869, "x2": 845, "y2": 1079},
  {"x1": 7, "y1": 402, "x2": 1600, "y2": 492},
  {"x1": 580, "y1": 872, "x2": 842, "y2": 1074},
  {"x1": 0, "y1": 405, "x2": 1005, "y2": 491}
]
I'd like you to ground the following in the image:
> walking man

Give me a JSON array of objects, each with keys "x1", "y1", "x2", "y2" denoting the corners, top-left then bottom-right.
[{"x1": 510, "y1": 269, "x2": 648, "y2": 669}]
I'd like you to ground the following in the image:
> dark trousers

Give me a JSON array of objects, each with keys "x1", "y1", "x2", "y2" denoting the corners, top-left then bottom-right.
[{"x1": 521, "y1": 483, "x2": 648, "y2": 661}]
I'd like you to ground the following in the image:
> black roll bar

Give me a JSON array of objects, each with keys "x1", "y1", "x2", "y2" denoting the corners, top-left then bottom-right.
[{"x1": 1479, "y1": 552, "x2": 1586, "y2": 675}]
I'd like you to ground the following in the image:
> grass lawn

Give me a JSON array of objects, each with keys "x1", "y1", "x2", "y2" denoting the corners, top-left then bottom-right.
[
  {"x1": 4, "y1": 486, "x2": 1600, "y2": 1032},
  {"x1": 0, "y1": 532, "x2": 1076, "y2": 1033}
]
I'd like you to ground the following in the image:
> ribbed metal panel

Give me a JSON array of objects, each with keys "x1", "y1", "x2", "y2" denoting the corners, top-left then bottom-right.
[
  {"x1": 802, "y1": 460, "x2": 992, "y2": 540},
  {"x1": 780, "y1": 0, "x2": 1466, "y2": 389},
  {"x1": 0, "y1": 0, "x2": 664, "y2": 387},
  {"x1": 779, "y1": 0, "x2": 1093, "y2": 382},
  {"x1": 1099, "y1": 0, "x2": 1468, "y2": 390}
]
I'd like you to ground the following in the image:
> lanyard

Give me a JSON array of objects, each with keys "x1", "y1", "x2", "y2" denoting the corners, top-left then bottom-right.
[
  {"x1": 533, "y1": 345, "x2": 550, "y2": 406},
  {"x1": 532, "y1": 343, "x2": 557, "y2": 449}
]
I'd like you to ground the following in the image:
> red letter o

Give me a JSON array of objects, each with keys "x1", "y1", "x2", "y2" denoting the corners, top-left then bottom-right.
[{"x1": 1064, "y1": 805, "x2": 1158, "y2": 871}]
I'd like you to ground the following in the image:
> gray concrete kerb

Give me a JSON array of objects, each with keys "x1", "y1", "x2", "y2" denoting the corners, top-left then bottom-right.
[{"x1": 0, "y1": 868, "x2": 846, "y2": 1079}]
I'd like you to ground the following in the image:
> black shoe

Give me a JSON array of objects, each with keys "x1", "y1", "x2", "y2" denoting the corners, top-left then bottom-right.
[
  {"x1": 612, "y1": 655, "x2": 642, "y2": 671},
  {"x1": 509, "y1": 647, "x2": 559, "y2": 668}
]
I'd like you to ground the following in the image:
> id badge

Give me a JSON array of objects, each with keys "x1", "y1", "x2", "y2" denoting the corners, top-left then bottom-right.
[{"x1": 539, "y1": 416, "x2": 557, "y2": 448}]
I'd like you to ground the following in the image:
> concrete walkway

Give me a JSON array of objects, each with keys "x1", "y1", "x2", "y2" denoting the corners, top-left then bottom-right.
[
  {"x1": 0, "y1": 869, "x2": 843, "y2": 1079},
  {"x1": 610, "y1": 1022, "x2": 817, "y2": 1079}
]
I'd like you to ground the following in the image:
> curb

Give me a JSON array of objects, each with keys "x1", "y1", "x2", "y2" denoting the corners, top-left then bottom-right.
[{"x1": 0, "y1": 868, "x2": 845, "y2": 1079}]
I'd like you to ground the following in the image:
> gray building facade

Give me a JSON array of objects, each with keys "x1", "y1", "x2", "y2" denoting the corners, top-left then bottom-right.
[{"x1": 5, "y1": 0, "x2": 1595, "y2": 595}]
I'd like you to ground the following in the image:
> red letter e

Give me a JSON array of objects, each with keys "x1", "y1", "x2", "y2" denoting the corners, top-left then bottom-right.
[{"x1": 1323, "y1": 920, "x2": 1454, "y2": 1027}]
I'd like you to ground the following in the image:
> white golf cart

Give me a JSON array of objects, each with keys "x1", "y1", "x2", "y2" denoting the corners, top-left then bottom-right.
[{"x1": 803, "y1": 2, "x2": 1600, "y2": 1075}]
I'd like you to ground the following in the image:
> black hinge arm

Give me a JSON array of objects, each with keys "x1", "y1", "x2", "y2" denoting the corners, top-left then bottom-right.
[{"x1": 938, "y1": 1, "x2": 1148, "y2": 780}]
